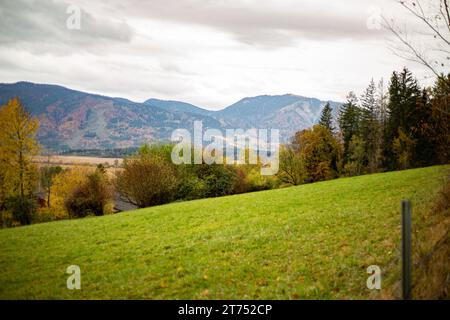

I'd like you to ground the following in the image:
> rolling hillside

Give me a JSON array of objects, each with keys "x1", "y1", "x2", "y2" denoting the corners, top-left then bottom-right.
[
  {"x1": 0, "y1": 82, "x2": 341, "y2": 150},
  {"x1": 0, "y1": 82, "x2": 223, "y2": 150},
  {"x1": 214, "y1": 94, "x2": 341, "y2": 140},
  {"x1": 1, "y1": 165, "x2": 448, "y2": 299}
]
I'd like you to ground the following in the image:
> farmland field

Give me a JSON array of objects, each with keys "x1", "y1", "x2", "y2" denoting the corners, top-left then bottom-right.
[
  {"x1": 33, "y1": 155, "x2": 123, "y2": 176},
  {"x1": 33, "y1": 155, "x2": 123, "y2": 167},
  {"x1": 0, "y1": 165, "x2": 448, "y2": 299}
]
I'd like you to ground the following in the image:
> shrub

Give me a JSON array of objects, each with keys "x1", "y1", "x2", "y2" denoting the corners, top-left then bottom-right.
[
  {"x1": 64, "y1": 170, "x2": 113, "y2": 218},
  {"x1": 232, "y1": 166, "x2": 250, "y2": 194},
  {"x1": 176, "y1": 175, "x2": 207, "y2": 200},
  {"x1": 174, "y1": 163, "x2": 241, "y2": 200},
  {"x1": 138, "y1": 143, "x2": 174, "y2": 162},
  {"x1": 278, "y1": 145, "x2": 306, "y2": 185},
  {"x1": 193, "y1": 164, "x2": 238, "y2": 198},
  {"x1": 246, "y1": 166, "x2": 279, "y2": 191},
  {"x1": 0, "y1": 211, "x2": 15, "y2": 228},
  {"x1": 4, "y1": 196, "x2": 37, "y2": 225},
  {"x1": 51, "y1": 166, "x2": 92, "y2": 217},
  {"x1": 115, "y1": 154, "x2": 178, "y2": 208},
  {"x1": 34, "y1": 207, "x2": 66, "y2": 223}
]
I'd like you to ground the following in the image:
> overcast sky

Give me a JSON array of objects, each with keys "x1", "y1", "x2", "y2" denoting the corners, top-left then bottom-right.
[{"x1": 0, "y1": 0, "x2": 435, "y2": 110}]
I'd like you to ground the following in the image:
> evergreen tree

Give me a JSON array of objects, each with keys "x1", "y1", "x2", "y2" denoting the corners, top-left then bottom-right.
[
  {"x1": 384, "y1": 68, "x2": 421, "y2": 169},
  {"x1": 319, "y1": 102, "x2": 335, "y2": 133},
  {"x1": 338, "y1": 92, "x2": 361, "y2": 163},
  {"x1": 410, "y1": 88, "x2": 435, "y2": 167},
  {"x1": 360, "y1": 79, "x2": 382, "y2": 172},
  {"x1": 430, "y1": 74, "x2": 450, "y2": 164},
  {"x1": 375, "y1": 79, "x2": 389, "y2": 128},
  {"x1": 345, "y1": 135, "x2": 366, "y2": 176}
]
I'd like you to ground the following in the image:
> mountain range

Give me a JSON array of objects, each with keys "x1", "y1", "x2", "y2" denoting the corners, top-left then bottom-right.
[{"x1": 0, "y1": 82, "x2": 341, "y2": 151}]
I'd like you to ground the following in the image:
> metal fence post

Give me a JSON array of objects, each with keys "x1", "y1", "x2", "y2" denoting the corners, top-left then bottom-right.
[{"x1": 401, "y1": 199, "x2": 412, "y2": 300}]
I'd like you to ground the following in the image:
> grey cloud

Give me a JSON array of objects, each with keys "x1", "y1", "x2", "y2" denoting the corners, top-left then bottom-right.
[
  {"x1": 0, "y1": 0, "x2": 416, "y2": 109},
  {"x1": 104, "y1": 0, "x2": 388, "y2": 47},
  {"x1": 0, "y1": 0, "x2": 133, "y2": 55}
]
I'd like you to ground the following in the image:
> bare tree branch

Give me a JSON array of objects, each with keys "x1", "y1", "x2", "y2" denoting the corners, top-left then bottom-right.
[
  {"x1": 439, "y1": 3, "x2": 450, "y2": 33},
  {"x1": 399, "y1": 0, "x2": 450, "y2": 46},
  {"x1": 382, "y1": 16, "x2": 441, "y2": 76},
  {"x1": 444, "y1": 0, "x2": 450, "y2": 27},
  {"x1": 383, "y1": 1, "x2": 450, "y2": 76}
]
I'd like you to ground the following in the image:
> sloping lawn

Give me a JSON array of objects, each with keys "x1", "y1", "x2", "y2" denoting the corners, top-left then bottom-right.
[{"x1": 0, "y1": 165, "x2": 448, "y2": 299}]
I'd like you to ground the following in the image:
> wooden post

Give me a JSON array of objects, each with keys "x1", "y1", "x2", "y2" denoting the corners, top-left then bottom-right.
[{"x1": 401, "y1": 200, "x2": 412, "y2": 300}]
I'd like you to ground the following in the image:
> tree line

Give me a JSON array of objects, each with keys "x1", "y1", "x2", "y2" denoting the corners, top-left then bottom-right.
[{"x1": 278, "y1": 68, "x2": 449, "y2": 184}]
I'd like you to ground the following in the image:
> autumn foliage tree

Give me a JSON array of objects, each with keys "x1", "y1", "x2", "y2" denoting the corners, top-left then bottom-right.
[
  {"x1": 40, "y1": 165, "x2": 62, "y2": 208},
  {"x1": 0, "y1": 98, "x2": 39, "y2": 198},
  {"x1": 293, "y1": 125, "x2": 341, "y2": 182},
  {"x1": 0, "y1": 98, "x2": 40, "y2": 224},
  {"x1": 278, "y1": 144, "x2": 306, "y2": 185}
]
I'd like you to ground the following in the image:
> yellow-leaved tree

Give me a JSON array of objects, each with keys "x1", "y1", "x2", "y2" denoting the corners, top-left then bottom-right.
[
  {"x1": 0, "y1": 98, "x2": 40, "y2": 199},
  {"x1": 0, "y1": 98, "x2": 40, "y2": 226}
]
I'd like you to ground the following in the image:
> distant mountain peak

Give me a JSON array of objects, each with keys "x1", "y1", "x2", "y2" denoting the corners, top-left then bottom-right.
[{"x1": 144, "y1": 98, "x2": 212, "y2": 116}]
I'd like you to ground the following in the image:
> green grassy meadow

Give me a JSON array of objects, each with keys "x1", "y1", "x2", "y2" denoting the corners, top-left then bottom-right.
[{"x1": 0, "y1": 165, "x2": 448, "y2": 299}]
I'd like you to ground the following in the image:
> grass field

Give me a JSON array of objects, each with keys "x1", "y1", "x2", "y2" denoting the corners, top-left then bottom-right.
[{"x1": 0, "y1": 165, "x2": 448, "y2": 299}]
